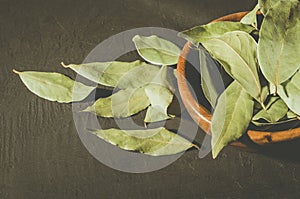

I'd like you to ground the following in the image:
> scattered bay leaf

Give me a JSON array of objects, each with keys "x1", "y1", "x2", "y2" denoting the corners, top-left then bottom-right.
[
  {"x1": 61, "y1": 60, "x2": 144, "y2": 87},
  {"x1": 258, "y1": 0, "x2": 300, "y2": 90},
  {"x1": 13, "y1": 70, "x2": 94, "y2": 103},
  {"x1": 144, "y1": 84, "x2": 174, "y2": 123},
  {"x1": 116, "y1": 64, "x2": 160, "y2": 89},
  {"x1": 90, "y1": 127, "x2": 198, "y2": 156},
  {"x1": 211, "y1": 81, "x2": 254, "y2": 158},
  {"x1": 178, "y1": 21, "x2": 255, "y2": 45},
  {"x1": 132, "y1": 35, "x2": 181, "y2": 65},
  {"x1": 84, "y1": 87, "x2": 150, "y2": 118}
]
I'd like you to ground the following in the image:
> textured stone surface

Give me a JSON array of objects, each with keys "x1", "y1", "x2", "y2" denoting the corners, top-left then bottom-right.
[{"x1": 0, "y1": 0, "x2": 299, "y2": 198}]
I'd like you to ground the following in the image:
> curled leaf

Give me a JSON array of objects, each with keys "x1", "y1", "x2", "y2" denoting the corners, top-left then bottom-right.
[
  {"x1": 90, "y1": 127, "x2": 198, "y2": 156},
  {"x1": 13, "y1": 70, "x2": 94, "y2": 103},
  {"x1": 132, "y1": 35, "x2": 181, "y2": 65}
]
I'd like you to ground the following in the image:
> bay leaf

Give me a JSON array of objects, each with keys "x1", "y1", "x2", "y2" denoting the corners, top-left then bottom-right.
[
  {"x1": 277, "y1": 71, "x2": 300, "y2": 115},
  {"x1": 287, "y1": 110, "x2": 298, "y2": 119},
  {"x1": 132, "y1": 35, "x2": 181, "y2": 65},
  {"x1": 252, "y1": 118, "x2": 297, "y2": 126},
  {"x1": 241, "y1": 4, "x2": 260, "y2": 28},
  {"x1": 116, "y1": 64, "x2": 160, "y2": 89},
  {"x1": 202, "y1": 31, "x2": 262, "y2": 102},
  {"x1": 258, "y1": 0, "x2": 300, "y2": 90},
  {"x1": 90, "y1": 127, "x2": 198, "y2": 156},
  {"x1": 211, "y1": 81, "x2": 254, "y2": 158},
  {"x1": 144, "y1": 84, "x2": 175, "y2": 123},
  {"x1": 13, "y1": 70, "x2": 94, "y2": 103},
  {"x1": 84, "y1": 87, "x2": 150, "y2": 118},
  {"x1": 117, "y1": 64, "x2": 175, "y2": 91},
  {"x1": 252, "y1": 97, "x2": 288, "y2": 123},
  {"x1": 178, "y1": 21, "x2": 255, "y2": 45},
  {"x1": 61, "y1": 60, "x2": 144, "y2": 87},
  {"x1": 258, "y1": 0, "x2": 278, "y2": 15},
  {"x1": 199, "y1": 47, "x2": 224, "y2": 108}
]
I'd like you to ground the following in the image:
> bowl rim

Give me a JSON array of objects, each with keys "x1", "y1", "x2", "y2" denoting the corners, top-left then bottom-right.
[{"x1": 176, "y1": 11, "x2": 300, "y2": 148}]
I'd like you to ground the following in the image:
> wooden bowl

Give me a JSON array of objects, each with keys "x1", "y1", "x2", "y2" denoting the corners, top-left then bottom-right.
[{"x1": 176, "y1": 12, "x2": 300, "y2": 148}]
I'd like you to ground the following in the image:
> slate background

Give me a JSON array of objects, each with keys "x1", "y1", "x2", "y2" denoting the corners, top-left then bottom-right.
[{"x1": 0, "y1": 0, "x2": 299, "y2": 198}]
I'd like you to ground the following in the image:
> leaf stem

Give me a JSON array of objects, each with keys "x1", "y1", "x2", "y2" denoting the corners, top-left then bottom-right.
[
  {"x1": 192, "y1": 144, "x2": 200, "y2": 150},
  {"x1": 12, "y1": 69, "x2": 20, "y2": 74},
  {"x1": 61, "y1": 62, "x2": 68, "y2": 68},
  {"x1": 260, "y1": 102, "x2": 267, "y2": 110}
]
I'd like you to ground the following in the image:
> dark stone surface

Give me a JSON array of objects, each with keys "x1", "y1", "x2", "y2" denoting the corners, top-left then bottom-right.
[{"x1": 0, "y1": 0, "x2": 299, "y2": 198}]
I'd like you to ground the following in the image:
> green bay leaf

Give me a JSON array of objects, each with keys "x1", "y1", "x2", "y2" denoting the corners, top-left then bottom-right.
[
  {"x1": 241, "y1": 4, "x2": 260, "y2": 28},
  {"x1": 211, "y1": 81, "x2": 254, "y2": 158},
  {"x1": 178, "y1": 21, "x2": 255, "y2": 45},
  {"x1": 258, "y1": 0, "x2": 278, "y2": 15},
  {"x1": 287, "y1": 110, "x2": 298, "y2": 119},
  {"x1": 90, "y1": 127, "x2": 198, "y2": 156},
  {"x1": 84, "y1": 87, "x2": 150, "y2": 118},
  {"x1": 202, "y1": 31, "x2": 262, "y2": 102},
  {"x1": 62, "y1": 60, "x2": 144, "y2": 87},
  {"x1": 13, "y1": 70, "x2": 94, "y2": 103},
  {"x1": 253, "y1": 97, "x2": 288, "y2": 123},
  {"x1": 199, "y1": 47, "x2": 224, "y2": 108},
  {"x1": 144, "y1": 84, "x2": 174, "y2": 123},
  {"x1": 258, "y1": 0, "x2": 300, "y2": 90},
  {"x1": 252, "y1": 118, "x2": 297, "y2": 126},
  {"x1": 132, "y1": 35, "x2": 181, "y2": 65},
  {"x1": 116, "y1": 64, "x2": 160, "y2": 89},
  {"x1": 278, "y1": 71, "x2": 300, "y2": 115}
]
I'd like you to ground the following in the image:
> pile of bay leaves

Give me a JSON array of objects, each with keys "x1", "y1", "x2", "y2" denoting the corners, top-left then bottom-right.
[{"x1": 14, "y1": 0, "x2": 300, "y2": 158}]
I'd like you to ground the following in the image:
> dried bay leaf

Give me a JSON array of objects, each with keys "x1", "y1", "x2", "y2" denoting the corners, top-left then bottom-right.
[
  {"x1": 241, "y1": 4, "x2": 260, "y2": 28},
  {"x1": 199, "y1": 47, "x2": 224, "y2": 108},
  {"x1": 278, "y1": 71, "x2": 300, "y2": 115},
  {"x1": 287, "y1": 110, "x2": 299, "y2": 119},
  {"x1": 116, "y1": 64, "x2": 161, "y2": 89},
  {"x1": 61, "y1": 60, "x2": 144, "y2": 87},
  {"x1": 13, "y1": 70, "x2": 94, "y2": 103},
  {"x1": 90, "y1": 127, "x2": 198, "y2": 156},
  {"x1": 253, "y1": 97, "x2": 288, "y2": 123},
  {"x1": 144, "y1": 84, "x2": 175, "y2": 123},
  {"x1": 258, "y1": 0, "x2": 300, "y2": 90},
  {"x1": 258, "y1": 0, "x2": 279, "y2": 15},
  {"x1": 202, "y1": 31, "x2": 262, "y2": 102},
  {"x1": 178, "y1": 21, "x2": 255, "y2": 45},
  {"x1": 84, "y1": 87, "x2": 150, "y2": 118},
  {"x1": 211, "y1": 81, "x2": 254, "y2": 158},
  {"x1": 132, "y1": 35, "x2": 181, "y2": 65}
]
